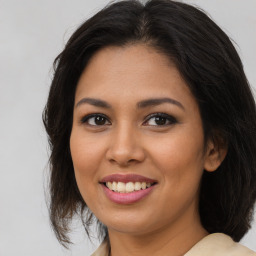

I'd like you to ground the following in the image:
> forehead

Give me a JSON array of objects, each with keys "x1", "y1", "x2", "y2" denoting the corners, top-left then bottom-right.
[{"x1": 75, "y1": 44, "x2": 195, "y2": 108}]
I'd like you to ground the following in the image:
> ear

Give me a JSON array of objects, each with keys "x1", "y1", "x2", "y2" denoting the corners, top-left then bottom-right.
[{"x1": 204, "y1": 136, "x2": 228, "y2": 172}]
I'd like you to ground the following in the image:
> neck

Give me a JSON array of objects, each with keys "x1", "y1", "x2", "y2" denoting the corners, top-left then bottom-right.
[{"x1": 108, "y1": 209, "x2": 208, "y2": 256}]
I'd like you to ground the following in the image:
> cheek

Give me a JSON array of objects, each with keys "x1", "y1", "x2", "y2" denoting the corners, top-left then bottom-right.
[
  {"x1": 69, "y1": 130, "x2": 107, "y2": 206},
  {"x1": 146, "y1": 134, "x2": 205, "y2": 222},
  {"x1": 149, "y1": 128, "x2": 205, "y2": 190},
  {"x1": 70, "y1": 131, "x2": 105, "y2": 176}
]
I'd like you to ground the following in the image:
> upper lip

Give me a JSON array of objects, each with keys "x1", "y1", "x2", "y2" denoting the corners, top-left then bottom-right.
[{"x1": 100, "y1": 174, "x2": 157, "y2": 183}]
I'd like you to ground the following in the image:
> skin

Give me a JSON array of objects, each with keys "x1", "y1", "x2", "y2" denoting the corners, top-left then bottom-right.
[{"x1": 70, "y1": 44, "x2": 225, "y2": 256}]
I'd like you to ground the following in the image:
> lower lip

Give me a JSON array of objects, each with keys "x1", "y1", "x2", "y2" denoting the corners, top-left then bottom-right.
[{"x1": 101, "y1": 184, "x2": 155, "y2": 205}]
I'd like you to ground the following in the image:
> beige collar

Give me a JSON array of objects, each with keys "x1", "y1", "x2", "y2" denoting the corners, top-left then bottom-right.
[
  {"x1": 91, "y1": 239, "x2": 110, "y2": 256},
  {"x1": 184, "y1": 233, "x2": 256, "y2": 256},
  {"x1": 91, "y1": 233, "x2": 256, "y2": 256}
]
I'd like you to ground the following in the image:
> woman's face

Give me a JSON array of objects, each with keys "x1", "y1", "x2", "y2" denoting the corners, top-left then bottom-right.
[{"x1": 70, "y1": 44, "x2": 214, "y2": 236}]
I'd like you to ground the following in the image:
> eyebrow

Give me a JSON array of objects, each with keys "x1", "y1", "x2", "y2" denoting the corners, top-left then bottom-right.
[
  {"x1": 75, "y1": 97, "x2": 184, "y2": 110},
  {"x1": 137, "y1": 97, "x2": 184, "y2": 110},
  {"x1": 76, "y1": 98, "x2": 111, "y2": 109}
]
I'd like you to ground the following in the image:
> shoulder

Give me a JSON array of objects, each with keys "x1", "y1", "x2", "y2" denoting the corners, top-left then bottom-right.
[
  {"x1": 91, "y1": 233, "x2": 255, "y2": 256},
  {"x1": 185, "y1": 233, "x2": 256, "y2": 256},
  {"x1": 91, "y1": 239, "x2": 110, "y2": 256}
]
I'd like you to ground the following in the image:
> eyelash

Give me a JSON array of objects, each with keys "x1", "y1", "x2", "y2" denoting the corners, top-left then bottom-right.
[{"x1": 80, "y1": 113, "x2": 177, "y2": 127}]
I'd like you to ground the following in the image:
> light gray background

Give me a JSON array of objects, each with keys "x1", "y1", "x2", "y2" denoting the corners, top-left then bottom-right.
[{"x1": 0, "y1": 0, "x2": 255, "y2": 255}]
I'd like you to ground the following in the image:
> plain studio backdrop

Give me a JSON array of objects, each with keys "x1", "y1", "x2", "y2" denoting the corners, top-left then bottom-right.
[{"x1": 0, "y1": 0, "x2": 255, "y2": 255}]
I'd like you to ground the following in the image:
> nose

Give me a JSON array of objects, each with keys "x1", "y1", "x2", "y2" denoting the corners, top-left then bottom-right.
[{"x1": 105, "y1": 124, "x2": 146, "y2": 167}]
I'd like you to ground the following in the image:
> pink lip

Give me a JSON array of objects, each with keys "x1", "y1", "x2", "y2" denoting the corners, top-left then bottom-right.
[
  {"x1": 100, "y1": 174, "x2": 157, "y2": 205},
  {"x1": 100, "y1": 174, "x2": 157, "y2": 183},
  {"x1": 101, "y1": 184, "x2": 155, "y2": 204}
]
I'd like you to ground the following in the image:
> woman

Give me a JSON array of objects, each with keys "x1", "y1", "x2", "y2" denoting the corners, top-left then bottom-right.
[{"x1": 43, "y1": 0, "x2": 256, "y2": 255}]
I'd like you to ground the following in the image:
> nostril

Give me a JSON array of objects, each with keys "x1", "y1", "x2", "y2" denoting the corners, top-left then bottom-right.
[{"x1": 105, "y1": 142, "x2": 146, "y2": 165}]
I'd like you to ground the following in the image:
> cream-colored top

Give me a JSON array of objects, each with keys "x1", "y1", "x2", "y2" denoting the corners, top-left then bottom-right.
[{"x1": 91, "y1": 233, "x2": 256, "y2": 256}]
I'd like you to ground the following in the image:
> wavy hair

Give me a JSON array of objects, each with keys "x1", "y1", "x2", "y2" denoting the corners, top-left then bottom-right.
[{"x1": 43, "y1": 0, "x2": 256, "y2": 248}]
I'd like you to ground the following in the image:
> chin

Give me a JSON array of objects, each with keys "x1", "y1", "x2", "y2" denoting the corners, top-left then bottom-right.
[{"x1": 98, "y1": 210, "x2": 159, "y2": 235}]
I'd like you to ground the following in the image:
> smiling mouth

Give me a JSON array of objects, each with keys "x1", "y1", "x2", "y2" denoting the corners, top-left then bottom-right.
[
  {"x1": 102, "y1": 181, "x2": 157, "y2": 193},
  {"x1": 100, "y1": 174, "x2": 157, "y2": 204}
]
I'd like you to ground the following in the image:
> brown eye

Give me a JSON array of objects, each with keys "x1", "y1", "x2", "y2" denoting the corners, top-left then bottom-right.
[
  {"x1": 81, "y1": 114, "x2": 111, "y2": 126},
  {"x1": 94, "y1": 116, "x2": 107, "y2": 125},
  {"x1": 144, "y1": 113, "x2": 177, "y2": 126},
  {"x1": 154, "y1": 116, "x2": 168, "y2": 125}
]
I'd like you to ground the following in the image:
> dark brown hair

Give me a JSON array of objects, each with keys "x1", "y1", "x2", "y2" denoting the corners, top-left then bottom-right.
[{"x1": 43, "y1": 0, "x2": 256, "y2": 248}]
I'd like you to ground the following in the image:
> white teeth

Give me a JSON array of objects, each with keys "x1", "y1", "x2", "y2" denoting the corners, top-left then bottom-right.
[
  {"x1": 134, "y1": 182, "x2": 141, "y2": 191},
  {"x1": 105, "y1": 181, "x2": 154, "y2": 193},
  {"x1": 112, "y1": 181, "x2": 117, "y2": 191},
  {"x1": 106, "y1": 182, "x2": 112, "y2": 190},
  {"x1": 126, "y1": 182, "x2": 135, "y2": 192},
  {"x1": 117, "y1": 182, "x2": 126, "y2": 193}
]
